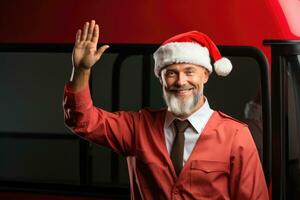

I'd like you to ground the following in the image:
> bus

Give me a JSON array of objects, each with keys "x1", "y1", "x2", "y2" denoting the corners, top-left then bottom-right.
[{"x1": 0, "y1": 1, "x2": 299, "y2": 199}]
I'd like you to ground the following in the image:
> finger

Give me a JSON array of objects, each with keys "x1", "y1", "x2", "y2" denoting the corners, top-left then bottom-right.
[
  {"x1": 81, "y1": 22, "x2": 89, "y2": 41},
  {"x1": 87, "y1": 20, "x2": 95, "y2": 41},
  {"x1": 91, "y1": 24, "x2": 99, "y2": 43},
  {"x1": 95, "y1": 45, "x2": 110, "y2": 58},
  {"x1": 75, "y1": 29, "x2": 81, "y2": 44}
]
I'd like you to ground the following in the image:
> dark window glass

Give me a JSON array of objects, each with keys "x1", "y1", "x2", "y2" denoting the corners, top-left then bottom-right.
[
  {"x1": 286, "y1": 55, "x2": 300, "y2": 199},
  {"x1": 0, "y1": 47, "x2": 266, "y2": 191}
]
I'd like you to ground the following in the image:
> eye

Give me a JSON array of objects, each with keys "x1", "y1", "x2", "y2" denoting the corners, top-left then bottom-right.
[
  {"x1": 185, "y1": 70, "x2": 194, "y2": 76},
  {"x1": 165, "y1": 70, "x2": 176, "y2": 77}
]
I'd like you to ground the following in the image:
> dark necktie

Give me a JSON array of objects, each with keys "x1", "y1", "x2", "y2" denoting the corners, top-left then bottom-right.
[{"x1": 171, "y1": 119, "x2": 189, "y2": 175}]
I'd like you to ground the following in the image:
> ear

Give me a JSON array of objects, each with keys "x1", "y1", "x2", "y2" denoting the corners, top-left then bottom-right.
[{"x1": 203, "y1": 70, "x2": 210, "y2": 84}]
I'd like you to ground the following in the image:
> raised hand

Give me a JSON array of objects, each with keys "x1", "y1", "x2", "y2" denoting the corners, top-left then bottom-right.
[{"x1": 72, "y1": 20, "x2": 109, "y2": 70}]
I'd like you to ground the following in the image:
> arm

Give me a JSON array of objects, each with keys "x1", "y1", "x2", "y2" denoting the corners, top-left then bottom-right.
[
  {"x1": 229, "y1": 126, "x2": 269, "y2": 200},
  {"x1": 63, "y1": 20, "x2": 135, "y2": 156}
]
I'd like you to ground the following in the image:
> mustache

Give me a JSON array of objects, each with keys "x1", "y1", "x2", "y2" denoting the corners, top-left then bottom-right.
[{"x1": 165, "y1": 85, "x2": 194, "y2": 92}]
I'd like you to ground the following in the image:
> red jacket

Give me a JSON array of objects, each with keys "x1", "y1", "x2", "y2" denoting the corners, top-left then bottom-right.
[{"x1": 63, "y1": 85, "x2": 269, "y2": 200}]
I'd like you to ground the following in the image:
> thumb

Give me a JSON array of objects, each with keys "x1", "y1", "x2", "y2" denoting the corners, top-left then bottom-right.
[{"x1": 95, "y1": 45, "x2": 110, "y2": 59}]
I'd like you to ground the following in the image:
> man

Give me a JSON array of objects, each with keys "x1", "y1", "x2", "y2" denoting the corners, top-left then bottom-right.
[{"x1": 63, "y1": 20, "x2": 269, "y2": 199}]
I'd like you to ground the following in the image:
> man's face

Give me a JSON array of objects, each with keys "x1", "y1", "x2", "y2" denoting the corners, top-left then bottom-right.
[{"x1": 160, "y1": 63, "x2": 209, "y2": 118}]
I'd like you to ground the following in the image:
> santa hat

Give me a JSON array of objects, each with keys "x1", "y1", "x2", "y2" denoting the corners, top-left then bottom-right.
[{"x1": 153, "y1": 31, "x2": 232, "y2": 77}]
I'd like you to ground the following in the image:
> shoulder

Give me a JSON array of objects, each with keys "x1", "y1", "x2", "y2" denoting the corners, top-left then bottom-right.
[
  {"x1": 140, "y1": 107, "x2": 166, "y2": 114},
  {"x1": 138, "y1": 107, "x2": 167, "y2": 120},
  {"x1": 216, "y1": 111, "x2": 248, "y2": 128},
  {"x1": 217, "y1": 112, "x2": 255, "y2": 147},
  {"x1": 214, "y1": 112, "x2": 257, "y2": 152},
  {"x1": 213, "y1": 111, "x2": 250, "y2": 137}
]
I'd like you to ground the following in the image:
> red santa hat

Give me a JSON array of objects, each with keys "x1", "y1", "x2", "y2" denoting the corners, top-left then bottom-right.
[{"x1": 153, "y1": 31, "x2": 232, "y2": 77}]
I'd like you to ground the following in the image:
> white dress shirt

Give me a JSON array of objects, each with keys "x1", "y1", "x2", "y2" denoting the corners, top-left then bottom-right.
[{"x1": 164, "y1": 98, "x2": 214, "y2": 164}]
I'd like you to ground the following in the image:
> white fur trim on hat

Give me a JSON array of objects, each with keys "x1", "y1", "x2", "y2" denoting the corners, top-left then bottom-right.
[
  {"x1": 214, "y1": 57, "x2": 232, "y2": 76},
  {"x1": 153, "y1": 42, "x2": 213, "y2": 77}
]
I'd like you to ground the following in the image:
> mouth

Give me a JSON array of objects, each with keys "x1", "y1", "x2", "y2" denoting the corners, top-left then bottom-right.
[{"x1": 168, "y1": 88, "x2": 194, "y2": 98}]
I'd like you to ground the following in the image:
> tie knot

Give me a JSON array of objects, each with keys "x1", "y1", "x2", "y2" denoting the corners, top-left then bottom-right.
[{"x1": 174, "y1": 119, "x2": 189, "y2": 133}]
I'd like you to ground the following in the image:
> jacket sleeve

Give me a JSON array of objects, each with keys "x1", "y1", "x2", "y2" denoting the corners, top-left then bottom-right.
[
  {"x1": 229, "y1": 126, "x2": 269, "y2": 200},
  {"x1": 63, "y1": 83, "x2": 136, "y2": 156}
]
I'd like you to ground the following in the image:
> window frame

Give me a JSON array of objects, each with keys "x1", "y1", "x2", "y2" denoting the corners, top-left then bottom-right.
[{"x1": 0, "y1": 43, "x2": 271, "y2": 197}]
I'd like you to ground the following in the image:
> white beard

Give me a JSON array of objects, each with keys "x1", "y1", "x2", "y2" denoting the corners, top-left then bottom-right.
[{"x1": 163, "y1": 87, "x2": 203, "y2": 117}]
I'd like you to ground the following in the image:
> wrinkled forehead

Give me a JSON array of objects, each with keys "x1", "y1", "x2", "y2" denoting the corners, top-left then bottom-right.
[{"x1": 162, "y1": 63, "x2": 208, "y2": 72}]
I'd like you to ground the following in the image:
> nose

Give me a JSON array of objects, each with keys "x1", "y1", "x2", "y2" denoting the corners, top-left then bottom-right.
[{"x1": 176, "y1": 72, "x2": 188, "y2": 86}]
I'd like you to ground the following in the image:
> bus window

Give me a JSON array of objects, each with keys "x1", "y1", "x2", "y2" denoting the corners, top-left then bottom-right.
[{"x1": 286, "y1": 55, "x2": 300, "y2": 200}]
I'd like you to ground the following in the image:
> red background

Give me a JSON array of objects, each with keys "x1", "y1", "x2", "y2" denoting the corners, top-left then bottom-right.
[
  {"x1": 1, "y1": 0, "x2": 299, "y2": 63},
  {"x1": 0, "y1": 0, "x2": 299, "y2": 44}
]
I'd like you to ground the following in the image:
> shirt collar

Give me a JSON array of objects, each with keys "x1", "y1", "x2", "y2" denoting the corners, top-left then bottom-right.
[{"x1": 164, "y1": 97, "x2": 213, "y2": 133}]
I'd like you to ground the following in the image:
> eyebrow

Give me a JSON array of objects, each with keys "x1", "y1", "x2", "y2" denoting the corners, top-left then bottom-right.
[
  {"x1": 183, "y1": 66, "x2": 198, "y2": 72},
  {"x1": 185, "y1": 67, "x2": 196, "y2": 70},
  {"x1": 164, "y1": 65, "x2": 198, "y2": 72},
  {"x1": 165, "y1": 68, "x2": 178, "y2": 72}
]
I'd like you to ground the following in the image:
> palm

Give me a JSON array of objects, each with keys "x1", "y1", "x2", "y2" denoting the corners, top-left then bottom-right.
[
  {"x1": 73, "y1": 41, "x2": 98, "y2": 69},
  {"x1": 72, "y1": 20, "x2": 109, "y2": 70}
]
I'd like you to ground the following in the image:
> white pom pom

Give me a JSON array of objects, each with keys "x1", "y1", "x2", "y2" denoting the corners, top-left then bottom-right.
[{"x1": 214, "y1": 57, "x2": 232, "y2": 76}]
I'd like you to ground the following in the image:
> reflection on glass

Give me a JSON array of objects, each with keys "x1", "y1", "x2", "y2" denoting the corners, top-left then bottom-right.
[{"x1": 244, "y1": 89, "x2": 263, "y2": 161}]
